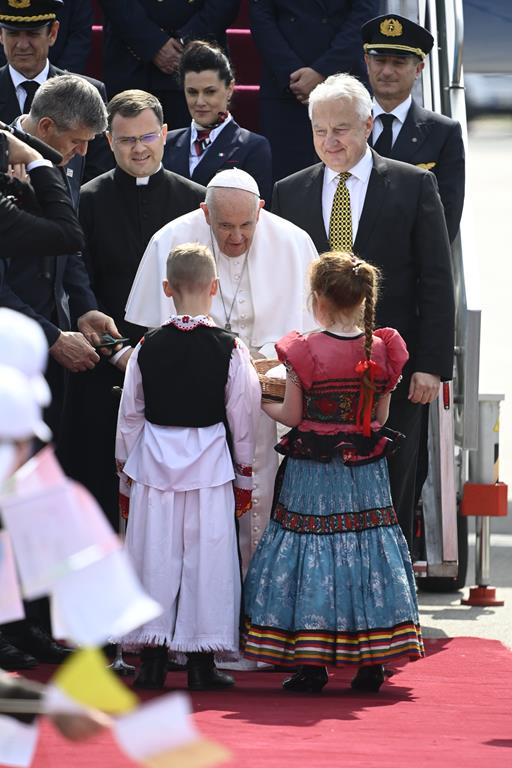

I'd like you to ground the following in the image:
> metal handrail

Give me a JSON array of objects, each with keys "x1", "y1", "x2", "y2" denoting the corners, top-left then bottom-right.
[{"x1": 451, "y1": 0, "x2": 465, "y2": 87}]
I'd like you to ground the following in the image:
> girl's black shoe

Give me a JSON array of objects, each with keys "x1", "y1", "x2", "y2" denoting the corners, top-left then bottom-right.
[
  {"x1": 282, "y1": 665, "x2": 328, "y2": 693},
  {"x1": 350, "y1": 664, "x2": 385, "y2": 693}
]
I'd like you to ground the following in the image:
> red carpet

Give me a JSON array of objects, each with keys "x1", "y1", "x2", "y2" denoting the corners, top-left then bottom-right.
[{"x1": 16, "y1": 638, "x2": 512, "y2": 768}]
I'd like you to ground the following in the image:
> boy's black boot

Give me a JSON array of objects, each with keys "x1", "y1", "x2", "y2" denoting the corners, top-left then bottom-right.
[
  {"x1": 187, "y1": 652, "x2": 235, "y2": 691},
  {"x1": 133, "y1": 645, "x2": 168, "y2": 689}
]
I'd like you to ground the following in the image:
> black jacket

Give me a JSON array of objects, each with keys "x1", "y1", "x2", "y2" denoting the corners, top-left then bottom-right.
[
  {"x1": 0, "y1": 63, "x2": 114, "y2": 186},
  {"x1": 370, "y1": 100, "x2": 465, "y2": 242},
  {"x1": 272, "y1": 150, "x2": 455, "y2": 386},
  {"x1": 0, "y1": 163, "x2": 96, "y2": 346},
  {"x1": 100, "y1": 0, "x2": 240, "y2": 96},
  {"x1": 0, "y1": 165, "x2": 84, "y2": 261},
  {"x1": 163, "y1": 119, "x2": 273, "y2": 202}
]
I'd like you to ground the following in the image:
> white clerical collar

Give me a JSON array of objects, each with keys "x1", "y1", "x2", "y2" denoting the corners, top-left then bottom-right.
[
  {"x1": 135, "y1": 163, "x2": 162, "y2": 185},
  {"x1": 9, "y1": 61, "x2": 49, "y2": 90},
  {"x1": 372, "y1": 95, "x2": 412, "y2": 125},
  {"x1": 324, "y1": 146, "x2": 373, "y2": 186}
]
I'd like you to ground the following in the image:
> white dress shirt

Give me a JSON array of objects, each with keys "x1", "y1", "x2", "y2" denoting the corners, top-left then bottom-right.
[
  {"x1": 188, "y1": 113, "x2": 233, "y2": 175},
  {"x1": 321, "y1": 146, "x2": 374, "y2": 241},
  {"x1": 9, "y1": 62, "x2": 49, "y2": 113},
  {"x1": 371, "y1": 95, "x2": 412, "y2": 147}
]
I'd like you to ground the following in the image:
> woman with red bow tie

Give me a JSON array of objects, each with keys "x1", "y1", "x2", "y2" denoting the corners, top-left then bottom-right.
[{"x1": 163, "y1": 40, "x2": 272, "y2": 202}]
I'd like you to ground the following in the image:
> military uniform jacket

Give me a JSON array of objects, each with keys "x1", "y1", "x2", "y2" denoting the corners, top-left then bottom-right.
[
  {"x1": 371, "y1": 99, "x2": 465, "y2": 242},
  {"x1": 250, "y1": 0, "x2": 379, "y2": 97},
  {"x1": 100, "y1": 0, "x2": 240, "y2": 96},
  {"x1": 272, "y1": 150, "x2": 455, "y2": 388}
]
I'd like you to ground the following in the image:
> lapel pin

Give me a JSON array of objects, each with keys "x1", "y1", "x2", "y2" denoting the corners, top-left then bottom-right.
[
  {"x1": 412, "y1": 137, "x2": 418, "y2": 142},
  {"x1": 218, "y1": 152, "x2": 224, "y2": 157},
  {"x1": 66, "y1": 168, "x2": 74, "y2": 177}
]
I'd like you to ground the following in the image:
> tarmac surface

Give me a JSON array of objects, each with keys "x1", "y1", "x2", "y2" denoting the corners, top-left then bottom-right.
[{"x1": 418, "y1": 115, "x2": 511, "y2": 651}]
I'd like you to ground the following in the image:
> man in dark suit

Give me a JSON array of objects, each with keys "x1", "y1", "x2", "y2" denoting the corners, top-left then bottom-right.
[
  {"x1": 0, "y1": 0, "x2": 112, "y2": 182},
  {"x1": 362, "y1": 14, "x2": 465, "y2": 243},
  {"x1": 272, "y1": 72, "x2": 455, "y2": 549},
  {"x1": 0, "y1": 129, "x2": 84, "y2": 261},
  {"x1": 1, "y1": 75, "x2": 119, "y2": 443},
  {"x1": 99, "y1": 0, "x2": 240, "y2": 127},
  {"x1": 0, "y1": 75, "x2": 121, "y2": 666},
  {"x1": 250, "y1": 0, "x2": 379, "y2": 181},
  {"x1": 61, "y1": 89, "x2": 206, "y2": 530}
]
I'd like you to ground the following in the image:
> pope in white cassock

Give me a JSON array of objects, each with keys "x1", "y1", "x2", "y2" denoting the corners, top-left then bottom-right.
[{"x1": 125, "y1": 169, "x2": 318, "y2": 574}]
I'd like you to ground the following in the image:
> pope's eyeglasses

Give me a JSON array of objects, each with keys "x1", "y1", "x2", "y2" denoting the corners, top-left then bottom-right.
[{"x1": 112, "y1": 130, "x2": 162, "y2": 146}]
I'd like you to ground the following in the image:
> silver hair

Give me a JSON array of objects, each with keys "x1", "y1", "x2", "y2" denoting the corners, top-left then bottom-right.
[
  {"x1": 308, "y1": 73, "x2": 372, "y2": 122},
  {"x1": 30, "y1": 74, "x2": 107, "y2": 134},
  {"x1": 205, "y1": 186, "x2": 260, "y2": 213}
]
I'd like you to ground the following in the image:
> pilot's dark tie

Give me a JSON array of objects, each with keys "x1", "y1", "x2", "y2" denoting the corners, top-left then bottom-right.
[
  {"x1": 20, "y1": 80, "x2": 39, "y2": 113},
  {"x1": 373, "y1": 113, "x2": 395, "y2": 156}
]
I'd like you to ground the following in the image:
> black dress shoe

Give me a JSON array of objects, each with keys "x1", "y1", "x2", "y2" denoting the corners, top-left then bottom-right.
[
  {"x1": 351, "y1": 664, "x2": 385, "y2": 693},
  {"x1": 134, "y1": 645, "x2": 168, "y2": 690},
  {"x1": 4, "y1": 623, "x2": 73, "y2": 664},
  {"x1": 187, "y1": 652, "x2": 235, "y2": 691},
  {"x1": 282, "y1": 665, "x2": 328, "y2": 693},
  {"x1": 0, "y1": 633, "x2": 37, "y2": 670}
]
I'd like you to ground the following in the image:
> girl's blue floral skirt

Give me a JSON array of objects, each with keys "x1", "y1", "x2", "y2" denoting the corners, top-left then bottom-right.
[{"x1": 243, "y1": 456, "x2": 424, "y2": 667}]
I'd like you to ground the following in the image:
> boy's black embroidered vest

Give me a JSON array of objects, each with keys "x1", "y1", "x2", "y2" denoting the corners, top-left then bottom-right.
[{"x1": 137, "y1": 324, "x2": 235, "y2": 427}]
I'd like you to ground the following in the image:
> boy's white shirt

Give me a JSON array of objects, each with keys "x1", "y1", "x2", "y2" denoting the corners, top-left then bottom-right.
[{"x1": 115, "y1": 318, "x2": 260, "y2": 493}]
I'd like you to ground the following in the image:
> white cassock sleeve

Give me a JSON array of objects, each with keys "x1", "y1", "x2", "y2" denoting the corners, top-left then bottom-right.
[
  {"x1": 115, "y1": 343, "x2": 145, "y2": 469},
  {"x1": 124, "y1": 232, "x2": 175, "y2": 328},
  {"x1": 225, "y1": 339, "x2": 261, "y2": 491}
]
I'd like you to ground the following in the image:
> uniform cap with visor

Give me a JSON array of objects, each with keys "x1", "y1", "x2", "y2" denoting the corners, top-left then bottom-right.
[
  {"x1": 0, "y1": 0, "x2": 63, "y2": 31},
  {"x1": 361, "y1": 14, "x2": 434, "y2": 60}
]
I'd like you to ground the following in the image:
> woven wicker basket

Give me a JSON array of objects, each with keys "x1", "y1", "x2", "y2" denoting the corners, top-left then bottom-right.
[{"x1": 254, "y1": 358, "x2": 286, "y2": 402}]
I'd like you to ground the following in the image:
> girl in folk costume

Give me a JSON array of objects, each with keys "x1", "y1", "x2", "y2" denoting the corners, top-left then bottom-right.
[
  {"x1": 116, "y1": 244, "x2": 260, "y2": 690},
  {"x1": 243, "y1": 252, "x2": 424, "y2": 693}
]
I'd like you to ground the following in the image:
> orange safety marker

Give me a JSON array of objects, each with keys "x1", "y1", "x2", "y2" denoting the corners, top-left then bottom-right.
[{"x1": 460, "y1": 481, "x2": 508, "y2": 607}]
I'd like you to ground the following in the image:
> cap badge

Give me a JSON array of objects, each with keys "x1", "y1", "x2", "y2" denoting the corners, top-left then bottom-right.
[
  {"x1": 380, "y1": 18, "x2": 403, "y2": 37},
  {"x1": 8, "y1": 0, "x2": 31, "y2": 8}
]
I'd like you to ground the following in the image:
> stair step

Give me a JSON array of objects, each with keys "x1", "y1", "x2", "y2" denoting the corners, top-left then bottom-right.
[{"x1": 227, "y1": 29, "x2": 261, "y2": 85}]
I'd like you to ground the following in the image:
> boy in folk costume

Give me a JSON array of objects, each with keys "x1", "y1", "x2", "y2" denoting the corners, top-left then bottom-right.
[{"x1": 116, "y1": 243, "x2": 261, "y2": 690}]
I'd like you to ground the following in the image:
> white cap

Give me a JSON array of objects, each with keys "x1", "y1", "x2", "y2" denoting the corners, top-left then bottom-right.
[
  {"x1": 0, "y1": 308, "x2": 51, "y2": 407},
  {"x1": 207, "y1": 168, "x2": 260, "y2": 197},
  {"x1": 0, "y1": 365, "x2": 52, "y2": 444}
]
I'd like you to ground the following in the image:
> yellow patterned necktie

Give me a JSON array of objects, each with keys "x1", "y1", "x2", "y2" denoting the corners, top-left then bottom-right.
[{"x1": 328, "y1": 172, "x2": 352, "y2": 251}]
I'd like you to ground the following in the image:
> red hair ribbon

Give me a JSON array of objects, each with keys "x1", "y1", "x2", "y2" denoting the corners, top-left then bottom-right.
[{"x1": 355, "y1": 359, "x2": 380, "y2": 437}]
